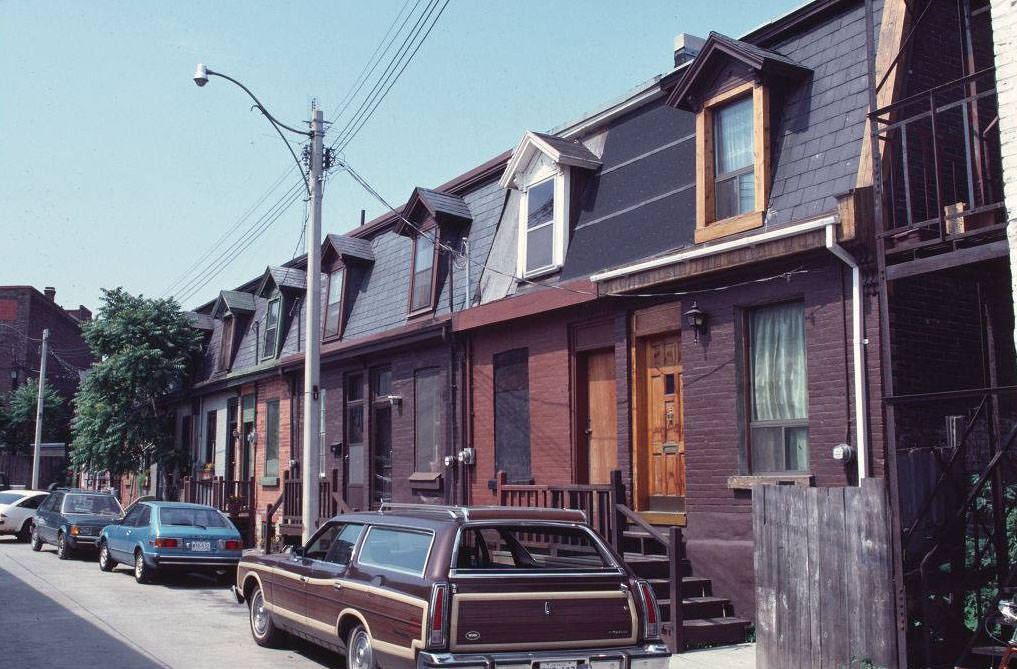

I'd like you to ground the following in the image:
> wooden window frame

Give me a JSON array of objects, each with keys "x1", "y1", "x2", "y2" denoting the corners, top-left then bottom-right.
[
  {"x1": 217, "y1": 315, "x2": 234, "y2": 371},
  {"x1": 262, "y1": 297, "x2": 281, "y2": 360},
  {"x1": 407, "y1": 227, "x2": 439, "y2": 316},
  {"x1": 739, "y1": 299, "x2": 809, "y2": 475},
  {"x1": 516, "y1": 163, "x2": 571, "y2": 280},
  {"x1": 323, "y1": 264, "x2": 347, "y2": 342},
  {"x1": 695, "y1": 81, "x2": 770, "y2": 244}
]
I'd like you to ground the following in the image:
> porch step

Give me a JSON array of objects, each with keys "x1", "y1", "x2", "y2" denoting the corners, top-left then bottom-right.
[
  {"x1": 679, "y1": 617, "x2": 751, "y2": 646},
  {"x1": 656, "y1": 596, "x2": 732, "y2": 620},
  {"x1": 623, "y1": 554, "x2": 691, "y2": 579}
]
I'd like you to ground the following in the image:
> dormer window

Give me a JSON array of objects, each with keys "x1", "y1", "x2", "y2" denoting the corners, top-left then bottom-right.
[
  {"x1": 713, "y1": 95, "x2": 754, "y2": 220},
  {"x1": 218, "y1": 316, "x2": 234, "y2": 371},
  {"x1": 211, "y1": 289, "x2": 255, "y2": 371},
  {"x1": 262, "y1": 298, "x2": 280, "y2": 360},
  {"x1": 499, "y1": 131, "x2": 601, "y2": 280},
  {"x1": 324, "y1": 267, "x2": 345, "y2": 339},
  {"x1": 409, "y1": 231, "x2": 437, "y2": 313}
]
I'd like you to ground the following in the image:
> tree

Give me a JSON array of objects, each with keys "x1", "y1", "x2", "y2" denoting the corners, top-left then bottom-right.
[
  {"x1": 70, "y1": 288, "x2": 204, "y2": 478},
  {"x1": 0, "y1": 381, "x2": 67, "y2": 453}
]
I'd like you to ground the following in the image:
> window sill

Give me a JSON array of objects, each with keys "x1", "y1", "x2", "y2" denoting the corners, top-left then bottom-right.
[
  {"x1": 259, "y1": 476, "x2": 280, "y2": 487},
  {"x1": 407, "y1": 306, "x2": 436, "y2": 319},
  {"x1": 519, "y1": 265, "x2": 561, "y2": 282},
  {"x1": 409, "y1": 471, "x2": 442, "y2": 491},
  {"x1": 727, "y1": 474, "x2": 813, "y2": 490},
  {"x1": 695, "y1": 210, "x2": 764, "y2": 244}
]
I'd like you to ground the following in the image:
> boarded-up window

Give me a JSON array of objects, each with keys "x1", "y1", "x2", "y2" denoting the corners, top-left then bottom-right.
[
  {"x1": 265, "y1": 399, "x2": 280, "y2": 478},
  {"x1": 494, "y1": 348, "x2": 531, "y2": 483},
  {"x1": 204, "y1": 411, "x2": 217, "y2": 465},
  {"x1": 415, "y1": 368, "x2": 441, "y2": 473}
]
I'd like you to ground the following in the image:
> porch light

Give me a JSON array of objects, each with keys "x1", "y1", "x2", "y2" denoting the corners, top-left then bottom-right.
[{"x1": 684, "y1": 302, "x2": 707, "y2": 342}]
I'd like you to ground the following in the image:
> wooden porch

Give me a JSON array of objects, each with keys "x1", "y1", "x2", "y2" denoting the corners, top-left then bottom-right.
[
  {"x1": 262, "y1": 468, "x2": 351, "y2": 551},
  {"x1": 178, "y1": 475, "x2": 256, "y2": 545}
]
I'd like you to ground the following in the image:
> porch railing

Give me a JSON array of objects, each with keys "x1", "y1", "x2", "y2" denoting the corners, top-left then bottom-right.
[
  {"x1": 263, "y1": 468, "x2": 351, "y2": 553},
  {"x1": 179, "y1": 475, "x2": 254, "y2": 514}
]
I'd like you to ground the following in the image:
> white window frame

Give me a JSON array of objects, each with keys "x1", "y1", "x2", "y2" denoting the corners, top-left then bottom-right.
[{"x1": 516, "y1": 158, "x2": 570, "y2": 280}]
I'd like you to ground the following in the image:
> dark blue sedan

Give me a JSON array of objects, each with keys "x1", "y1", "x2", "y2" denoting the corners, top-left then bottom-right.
[{"x1": 98, "y1": 501, "x2": 243, "y2": 584}]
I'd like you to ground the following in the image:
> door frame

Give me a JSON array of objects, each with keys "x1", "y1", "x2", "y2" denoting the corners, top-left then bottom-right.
[{"x1": 630, "y1": 303, "x2": 683, "y2": 513}]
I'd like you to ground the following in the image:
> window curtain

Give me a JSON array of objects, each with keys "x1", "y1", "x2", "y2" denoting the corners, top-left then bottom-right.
[
  {"x1": 714, "y1": 96, "x2": 753, "y2": 175},
  {"x1": 750, "y1": 302, "x2": 808, "y2": 470}
]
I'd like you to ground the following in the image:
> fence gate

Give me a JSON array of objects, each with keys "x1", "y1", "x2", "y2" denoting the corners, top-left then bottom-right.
[{"x1": 753, "y1": 479, "x2": 897, "y2": 668}]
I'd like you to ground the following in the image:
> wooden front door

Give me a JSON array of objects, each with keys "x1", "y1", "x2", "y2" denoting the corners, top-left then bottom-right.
[
  {"x1": 580, "y1": 349, "x2": 618, "y2": 485},
  {"x1": 640, "y1": 334, "x2": 685, "y2": 510}
]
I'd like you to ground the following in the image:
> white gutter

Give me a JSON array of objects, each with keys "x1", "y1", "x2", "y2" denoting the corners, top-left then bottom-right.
[
  {"x1": 591, "y1": 215, "x2": 837, "y2": 283},
  {"x1": 589, "y1": 213, "x2": 869, "y2": 483},
  {"x1": 825, "y1": 224, "x2": 869, "y2": 482}
]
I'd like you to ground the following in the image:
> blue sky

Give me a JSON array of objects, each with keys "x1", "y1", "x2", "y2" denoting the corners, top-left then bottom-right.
[{"x1": 0, "y1": 0, "x2": 801, "y2": 311}]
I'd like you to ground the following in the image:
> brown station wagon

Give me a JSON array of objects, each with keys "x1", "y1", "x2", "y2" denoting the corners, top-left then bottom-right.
[{"x1": 232, "y1": 504, "x2": 670, "y2": 668}]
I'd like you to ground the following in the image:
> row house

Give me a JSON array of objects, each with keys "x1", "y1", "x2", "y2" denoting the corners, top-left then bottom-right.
[{"x1": 168, "y1": 0, "x2": 1016, "y2": 658}]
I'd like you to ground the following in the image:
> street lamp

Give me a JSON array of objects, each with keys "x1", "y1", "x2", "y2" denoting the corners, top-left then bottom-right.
[{"x1": 194, "y1": 63, "x2": 324, "y2": 543}]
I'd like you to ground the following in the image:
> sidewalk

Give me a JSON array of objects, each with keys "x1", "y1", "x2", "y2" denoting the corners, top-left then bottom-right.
[{"x1": 670, "y1": 643, "x2": 755, "y2": 668}]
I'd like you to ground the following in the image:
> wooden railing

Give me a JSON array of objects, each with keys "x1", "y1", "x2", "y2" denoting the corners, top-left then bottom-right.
[
  {"x1": 179, "y1": 475, "x2": 254, "y2": 514},
  {"x1": 264, "y1": 468, "x2": 350, "y2": 553},
  {"x1": 495, "y1": 469, "x2": 625, "y2": 551}
]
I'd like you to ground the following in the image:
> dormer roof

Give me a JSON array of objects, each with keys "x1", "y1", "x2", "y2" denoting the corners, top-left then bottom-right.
[
  {"x1": 256, "y1": 266, "x2": 306, "y2": 298},
  {"x1": 396, "y1": 187, "x2": 472, "y2": 236},
  {"x1": 186, "y1": 311, "x2": 214, "y2": 331},
  {"x1": 498, "y1": 131, "x2": 602, "y2": 189},
  {"x1": 665, "y1": 31, "x2": 811, "y2": 111},
  {"x1": 322, "y1": 234, "x2": 375, "y2": 264},
  {"x1": 211, "y1": 290, "x2": 256, "y2": 318}
]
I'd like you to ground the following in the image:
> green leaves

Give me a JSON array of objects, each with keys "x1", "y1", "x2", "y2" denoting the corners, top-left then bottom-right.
[
  {"x1": 0, "y1": 381, "x2": 67, "y2": 454},
  {"x1": 70, "y1": 288, "x2": 204, "y2": 477}
]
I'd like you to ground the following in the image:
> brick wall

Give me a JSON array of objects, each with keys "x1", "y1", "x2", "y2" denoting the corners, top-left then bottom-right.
[
  {"x1": 992, "y1": 0, "x2": 1017, "y2": 357},
  {"x1": 679, "y1": 255, "x2": 883, "y2": 619}
]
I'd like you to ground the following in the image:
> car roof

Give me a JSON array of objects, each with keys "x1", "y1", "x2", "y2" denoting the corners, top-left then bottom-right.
[
  {"x1": 0, "y1": 489, "x2": 47, "y2": 496},
  {"x1": 143, "y1": 501, "x2": 224, "y2": 510}
]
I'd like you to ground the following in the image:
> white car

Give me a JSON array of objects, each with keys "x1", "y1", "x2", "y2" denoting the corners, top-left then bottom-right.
[{"x1": 0, "y1": 490, "x2": 49, "y2": 541}]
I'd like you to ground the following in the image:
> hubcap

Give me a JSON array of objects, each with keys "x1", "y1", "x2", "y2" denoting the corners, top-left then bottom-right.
[
  {"x1": 251, "y1": 591, "x2": 267, "y2": 636},
  {"x1": 350, "y1": 630, "x2": 371, "y2": 669},
  {"x1": 135, "y1": 554, "x2": 143, "y2": 578}
]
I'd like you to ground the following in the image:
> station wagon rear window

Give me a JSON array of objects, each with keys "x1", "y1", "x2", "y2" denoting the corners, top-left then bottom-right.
[
  {"x1": 454, "y1": 525, "x2": 616, "y2": 573},
  {"x1": 357, "y1": 526, "x2": 432, "y2": 576},
  {"x1": 159, "y1": 507, "x2": 230, "y2": 528}
]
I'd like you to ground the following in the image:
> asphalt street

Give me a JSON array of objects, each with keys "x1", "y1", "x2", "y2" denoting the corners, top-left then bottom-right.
[{"x1": 0, "y1": 535, "x2": 342, "y2": 668}]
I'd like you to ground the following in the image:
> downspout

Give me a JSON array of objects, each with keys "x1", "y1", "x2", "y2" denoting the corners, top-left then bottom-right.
[{"x1": 825, "y1": 223, "x2": 869, "y2": 481}]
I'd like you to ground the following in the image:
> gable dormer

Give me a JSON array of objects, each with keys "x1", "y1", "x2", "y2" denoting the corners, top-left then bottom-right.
[
  {"x1": 210, "y1": 290, "x2": 255, "y2": 371},
  {"x1": 398, "y1": 188, "x2": 472, "y2": 315},
  {"x1": 499, "y1": 131, "x2": 601, "y2": 279},
  {"x1": 255, "y1": 266, "x2": 305, "y2": 360},
  {"x1": 666, "y1": 32, "x2": 810, "y2": 243},
  {"x1": 321, "y1": 234, "x2": 375, "y2": 340}
]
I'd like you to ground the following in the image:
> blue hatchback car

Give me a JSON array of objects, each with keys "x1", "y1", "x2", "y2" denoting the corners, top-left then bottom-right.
[{"x1": 98, "y1": 501, "x2": 243, "y2": 584}]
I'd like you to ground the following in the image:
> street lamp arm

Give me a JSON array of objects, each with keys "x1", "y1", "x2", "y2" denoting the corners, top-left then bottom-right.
[{"x1": 204, "y1": 68, "x2": 313, "y2": 197}]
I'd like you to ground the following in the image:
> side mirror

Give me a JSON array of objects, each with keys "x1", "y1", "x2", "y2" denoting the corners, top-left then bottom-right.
[{"x1": 291, "y1": 546, "x2": 305, "y2": 558}]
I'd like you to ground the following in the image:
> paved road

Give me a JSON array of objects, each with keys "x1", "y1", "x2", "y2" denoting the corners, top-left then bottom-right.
[{"x1": 0, "y1": 536, "x2": 342, "y2": 668}]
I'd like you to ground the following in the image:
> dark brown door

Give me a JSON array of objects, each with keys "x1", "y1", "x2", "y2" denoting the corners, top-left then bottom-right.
[
  {"x1": 370, "y1": 367, "x2": 393, "y2": 507},
  {"x1": 579, "y1": 349, "x2": 618, "y2": 485},
  {"x1": 641, "y1": 334, "x2": 685, "y2": 510}
]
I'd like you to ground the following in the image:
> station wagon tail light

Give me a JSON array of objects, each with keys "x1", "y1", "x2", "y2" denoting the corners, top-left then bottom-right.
[
  {"x1": 427, "y1": 582, "x2": 449, "y2": 649},
  {"x1": 153, "y1": 538, "x2": 179, "y2": 548},
  {"x1": 222, "y1": 539, "x2": 242, "y2": 551},
  {"x1": 636, "y1": 579, "x2": 661, "y2": 640}
]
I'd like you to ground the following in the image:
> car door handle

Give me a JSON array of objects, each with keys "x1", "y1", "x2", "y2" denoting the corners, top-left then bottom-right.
[
  {"x1": 300, "y1": 576, "x2": 308, "y2": 583},
  {"x1": 332, "y1": 582, "x2": 342, "y2": 591}
]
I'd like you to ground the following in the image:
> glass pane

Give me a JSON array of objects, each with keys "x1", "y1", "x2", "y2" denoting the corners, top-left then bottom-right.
[
  {"x1": 348, "y1": 445, "x2": 364, "y2": 485},
  {"x1": 414, "y1": 234, "x2": 435, "y2": 271},
  {"x1": 737, "y1": 172, "x2": 755, "y2": 215},
  {"x1": 457, "y1": 525, "x2": 611, "y2": 572},
  {"x1": 527, "y1": 179, "x2": 554, "y2": 230},
  {"x1": 348, "y1": 405, "x2": 364, "y2": 444},
  {"x1": 410, "y1": 266, "x2": 433, "y2": 311},
  {"x1": 327, "y1": 268, "x2": 344, "y2": 305},
  {"x1": 306, "y1": 523, "x2": 341, "y2": 560},
  {"x1": 374, "y1": 369, "x2": 393, "y2": 396},
  {"x1": 415, "y1": 368, "x2": 441, "y2": 472},
  {"x1": 325, "y1": 268, "x2": 344, "y2": 335},
  {"x1": 325, "y1": 524, "x2": 364, "y2": 565},
  {"x1": 160, "y1": 507, "x2": 229, "y2": 528},
  {"x1": 750, "y1": 302, "x2": 807, "y2": 421},
  {"x1": 714, "y1": 96, "x2": 753, "y2": 175},
  {"x1": 785, "y1": 427, "x2": 809, "y2": 472},
  {"x1": 526, "y1": 224, "x2": 554, "y2": 273},
  {"x1": 359, "y1": 527, "x2": 432, "y2": 575},
  {"x1": 664, "y1": 373, "x2": 675, "y2": 395},
  {"x1": 750, "y1": 426, "x2": 783, "y2": 473},
  {"x1": 346, "y1": 374, "x2": 363, "y2": 401},
  {"x1": 265, "y1": 401, "x2": 279, "y2": 478}
]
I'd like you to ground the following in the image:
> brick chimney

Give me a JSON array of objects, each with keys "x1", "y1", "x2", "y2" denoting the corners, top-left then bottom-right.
[
  {"x1": 674, "y1": 33, "x2": 705, "y2": 68},
  {"x1": 44, "y1": 286, "x2": 56, "y2": 301}
]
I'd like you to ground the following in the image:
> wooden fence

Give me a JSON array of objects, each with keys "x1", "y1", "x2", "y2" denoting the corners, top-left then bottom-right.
[{"x1": 753, "y1": 479, "x2": 897, "y2": 668}]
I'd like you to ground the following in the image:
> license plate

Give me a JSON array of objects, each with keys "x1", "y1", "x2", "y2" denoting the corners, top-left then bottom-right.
[
  {"x1": 539, "y1": 662, "x2": 578, "y2": 669},
  {"x1": 190, "y1": 541, "x2": 211, "y2": 552}
]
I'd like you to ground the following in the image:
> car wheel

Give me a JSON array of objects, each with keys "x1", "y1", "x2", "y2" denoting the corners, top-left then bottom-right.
[
  {"x1": 248, "y1": 584, "x2": 282, "y2": 647},
  {"x1": 17, "y1": 519, "x2": 33, "y2": 542},
  {"x1": 30, "y1": 527, "x2": 43, "y2": 551},
  {"x1": 347, "y1": 624, "x2": 374, "y2": 669},
  {"x1": 134, "y1": 551, "x2": 153, "y2": 583},
  {"x1": 56, "y1": 532, "x2": 70, "y2": 560},
  {"x1": 98, "y1": 541, "x2": 117, "y2": 572}
]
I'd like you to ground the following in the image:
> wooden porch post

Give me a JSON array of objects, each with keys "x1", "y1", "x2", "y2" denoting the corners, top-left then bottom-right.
[{"x1": 668, "y1": 525, "x2": 685, "y2": 653}]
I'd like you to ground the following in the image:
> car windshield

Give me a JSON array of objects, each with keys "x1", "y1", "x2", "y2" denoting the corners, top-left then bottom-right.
[
  {"x1": 159, "y1": 507, "x2": 229, "y2": 529},
  {"x1": 0, "y1": 492, "x2": 26, "y2": 505},
  {"x1": 62, "y1": 494, "x2": 123, "y2": 516}
]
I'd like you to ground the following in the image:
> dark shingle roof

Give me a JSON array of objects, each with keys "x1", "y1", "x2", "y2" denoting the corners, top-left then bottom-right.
[
  {"x1": 324, "y1": 233, "x2": 376, "y2": 262},
  {"x1": 408, "y1": 188, "x2": 472, "y2": 222},
  {"x1": 530, "y1": 132, "x2": 602, "y2": 166},
  {"x1": 266, "y1": 266, "x2": 306, "y2": 292},
  {"x1": 216, "y1": 290, "x2": 256, "y2": 315},
  {"x1": 186, "y1": 311, "x2": 214, "y2": 331}
]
